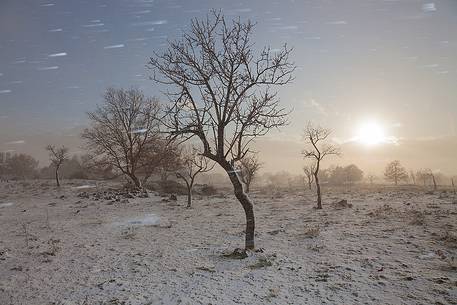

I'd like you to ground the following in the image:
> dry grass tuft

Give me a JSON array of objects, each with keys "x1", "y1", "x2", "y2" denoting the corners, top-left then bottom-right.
[{"x1": 301, "y1": 225, "x2": 320, "y2": 238}]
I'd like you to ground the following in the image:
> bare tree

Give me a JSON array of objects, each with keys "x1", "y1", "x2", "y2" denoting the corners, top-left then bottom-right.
[
  {"x1": 139, "y1": 138, "x2": 181, "y2": 185},
  {"x1": 409, "y1": 170, "x2": 416, "y2": 185},
  {"x1": 384, "y1": 160, "x2": 408, "y2": 185},
  {"x1": 452, "y1": 178, "x2": 456, "y2": 196},
  {"x1": 425, "y1": 168, "x2": 438, "y2": 191},
  {"x1": 238, "y1": 154, "x2": 262, "y2": 193},
  {"x1": 81, "y1": 88, "x2": 162, "y2": 188},
  {"x1": 148, "y1": 11, "x2": 295, "y2": 249},
  {"x1": 416, "y1": 169, "x2": 429, "y2": 186},
  {"x1": 303, "y1": 163, "x2": 315, "y2": 190},
  {"x1": 5, "y1": 154, "x2": 39, "y2": 179},
  {"x1": 176, "y1": 146, "x2": 214, "y2": 208},
  {"x1": 302, "y1": 122, "x2": 341, "y2": 209},
  {"x1": 367, "y1": 174, "x2": 375, "y2": 185},
  {"x1": 45, "y1": 145, "x2": 69, "y2": 187}
]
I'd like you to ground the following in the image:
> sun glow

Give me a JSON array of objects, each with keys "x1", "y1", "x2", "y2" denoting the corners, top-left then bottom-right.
[{"x1": 356, "y1": 121, "x2": 387, "y2": 146}]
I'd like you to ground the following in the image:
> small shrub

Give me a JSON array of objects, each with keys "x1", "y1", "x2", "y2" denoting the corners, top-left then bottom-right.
[
  {"x1": 249, "y1": 257, "x2": 273, "y2": 269},
  {"x1": 198, "y1": 184, "x2": 218, "y2": 196},
  {"x1": 302, "y1": 225, "x2": 320, "y2": 238},
  {"x1": 146, "y1": 180, "x2": 187, "y2": 195}
]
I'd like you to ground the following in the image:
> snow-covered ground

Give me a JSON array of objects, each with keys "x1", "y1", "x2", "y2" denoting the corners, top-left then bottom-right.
[{"x1": 0, "y1": 180, "x2": 456, "y2": 305}]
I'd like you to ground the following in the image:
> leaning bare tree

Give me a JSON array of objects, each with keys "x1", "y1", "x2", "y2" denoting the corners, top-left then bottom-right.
[
  {"x1": 46, "y1": 145, "x2": 69, "y2": 187},
  {"x1": 81, "y1": 88, "x2": 162, "y2": 188},
  {"x1": 303, "y1": 162, "x2": 315, "y2": 190},
  {"x1": 238, "y1": 154, "x2": 262, "y2": 193},
  {"x1": 176, "y1": 146, "x2": 214, "y2": 208},
  {"x1": 148, "y1": 11, "x2": 295, "y2": 249},
  {"x1": 302, "y1": 122, "x2": 340, "y2": 209}
]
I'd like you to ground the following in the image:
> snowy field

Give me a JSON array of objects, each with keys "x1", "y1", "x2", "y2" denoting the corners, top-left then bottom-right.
[{"x1": 0, "y1": 180, "x2": 456, "y2": 305}]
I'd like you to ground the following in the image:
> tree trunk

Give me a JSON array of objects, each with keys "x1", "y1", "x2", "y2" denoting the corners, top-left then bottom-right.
[
  {"x1": 432, "y1": 175, "x2": 437, "y2": 191},
  {"x1": 222, "y1": 161, "x2": 255, "y2": 250},
  {"x1": 130, "y1": 174, "x2": 142, "y2": 188},
  {"x1": 245, "y1": 182, "x2": 250, "y2": 193},
  {"x1": 55, "y1": 168, "x2": 60, "y2": 187},
  {"x1": 187, "y1": 185, "x2": 193, "y2": 208},
  {"x1": 314, "y1": 173, "x2": 322, "y2": 209}
]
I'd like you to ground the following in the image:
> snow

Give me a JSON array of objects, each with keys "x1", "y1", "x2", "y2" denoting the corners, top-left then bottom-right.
[
  {"x1": 130, "y1": 128, "x2": 147, "y2": 134},
  {"x1": 82, "y1": 23, "x2": 104, "y2": 28},
  {"x1": 327, "y1": 20, "x2": 348, "y2": 25},
  {"x1": 72, "y1": 185, "x2": 97, "y2": 190},
  {"x1": 422, "y1": 3, "x2": 437, "y2": 12},
  {"x1": 104, "y1": 44, "x2": 125, "y2": 49},
  {"x1": 37, "y1": 66, "x2": 59, "y2": 71},
  {"x1": 5, "y1": 140, "x2": 24, "y2": 144},
  {"x1": 0, "y1": 180, "x2": 455, "y2": 305},
  {"x1": 48, "y1": 52, "x2": 67, "y2": 57},
  {"x1": 130, "y1": 20, "x2": 167, "y2": 26},
  {"x1": 112, "y1": 214, "x2": 161, "y2": 227}
]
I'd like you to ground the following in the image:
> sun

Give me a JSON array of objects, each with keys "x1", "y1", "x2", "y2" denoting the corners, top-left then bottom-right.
[{"x1": 356, "y1": 121, "x2": 386, "y2": 146}]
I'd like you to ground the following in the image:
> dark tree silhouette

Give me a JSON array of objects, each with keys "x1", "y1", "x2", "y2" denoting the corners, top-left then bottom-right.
[
  {"x1": 176, "y1": 146, "x2": 214, "y2": 208},
  {"x1": 148, "y1": 11, "x2": 295, "y2": 249},
  {"x1": 46, "y1": 145, "x2": 69, "y2": 187},
  {"x1": 5, "y1": 154, "x2": 39, "y2": 179},
  {"x1": 303, "y1": 163, "x2": 315, "y2": 190},
  {"x1": 302, "y1": 122, "x2": 340, "y2": 209},
  {"x1": 81, "y1": 88, "x2": 163, "y2": 188},
  {"x1": 238, "y1": 154, "x2": 262, "y2": 193}
]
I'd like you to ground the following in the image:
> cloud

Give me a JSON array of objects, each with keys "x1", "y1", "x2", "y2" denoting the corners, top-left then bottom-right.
[
  {"x1": 48, "y1": 28, "x2": 63, "y2": 32},
  {"x1": 104, "y1": 44, "x2": 125, "y2": 49},
  {"x1": 0, "y1": 89, "x2": 11, "y2": 94},
  {"x1": 48, "y1": 52, "x2": 67, "y2": 57},
  {"x1": 5, "y1": 140, "x2": 25, "y2": 145}
]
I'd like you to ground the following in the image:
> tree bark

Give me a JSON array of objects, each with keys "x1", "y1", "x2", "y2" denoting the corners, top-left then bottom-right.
[
  {"x1": 130, "y1": 174, "x2": 142, "y2": 188},
  {"x1": 314, "y1": 173, "x2": 322, "y2": 209},
  {"x1": 432, "y1": 175, "x2": 437, "y2": 191},
  {"x1": 186, "y1": 184, "x2": 193, "y2": 208},
  {"x1": 244, "y1": 182, "x2": 250, "y2": 194},
  {"x1": 55, "y1": 167, "x2": 60, "y2": 187},
  {"x1": 222, "y1": 161, "x2": 255, "y2": 250}
]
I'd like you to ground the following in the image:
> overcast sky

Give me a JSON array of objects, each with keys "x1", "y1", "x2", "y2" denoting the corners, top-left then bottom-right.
[{"x1": 0, "y1": 0, "x2": 456, "y2": 174}]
